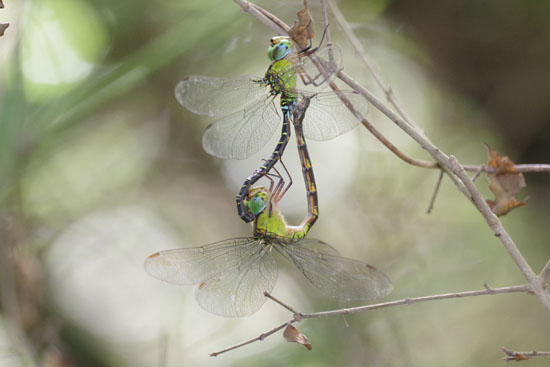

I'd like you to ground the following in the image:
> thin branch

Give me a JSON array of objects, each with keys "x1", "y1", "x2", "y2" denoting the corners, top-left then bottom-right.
[
  {"x1": 300, "y1": 284, "x2": 530, "y2": 319},
  {"x1": 540, "y1": 259, "x2": 550, "y2": 283},
  {"x1": 501, "y1": 346, "x2": 550, "y2": 362},
  {"x1": 471, "y1": 164, "x2": 485, "y2": 182},
  {"x1": 264, "y1": 291, "x2": 300, "y2": 315},
  {"x1": 426, "y1": 168, "x2": 444, "y2": 214},
  {"x1": 448, "y1": 156, "x2": 550, "y2": 313},
  {"x1": 233, "y1": 0, "x2": 288, "y2": 35},
  {"x1": 463, "y1": 163, "x2": 550, "y2": 174},
  {"x1": 210, "y1": 318, "x2": 294, "y2": 357},
  {"x1": 327, "y1": 0, "x2": 423, "y2": 133},
  {"x1": 234, "y1": 0, "x2": 550, "y2": 317},
  {"x1": 233, "y1": 0, "x2": 550, "y2": 175},
  {"x1": 319, "y1": 0, "x2": 333, "y2": 45},
  {"x1": 211, "y1": 284, "x2": 530, "y2": 356}
]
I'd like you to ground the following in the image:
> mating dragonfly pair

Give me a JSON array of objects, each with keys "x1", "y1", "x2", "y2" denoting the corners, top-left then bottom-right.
[{"x1": 145, "y1": 36, "x2": 393, "y2": 317}]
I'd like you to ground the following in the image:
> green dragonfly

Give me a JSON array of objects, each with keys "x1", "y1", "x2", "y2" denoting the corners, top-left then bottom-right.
[
  {"x1": 145, "y1": 96, "x2": 392, "y2": 317},
  {"x1": 175, "y1": 36, "x2": 368, "y2": 222}
]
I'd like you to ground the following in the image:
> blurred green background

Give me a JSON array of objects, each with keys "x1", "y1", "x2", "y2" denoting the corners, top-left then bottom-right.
[{"x1": 1, "y1": 0, "x2": 549, "y2": 366}]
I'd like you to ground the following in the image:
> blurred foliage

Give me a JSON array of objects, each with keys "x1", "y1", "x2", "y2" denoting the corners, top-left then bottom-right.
[{"x1": 0, "y1": 0, "x2": 549, "y2": 366}]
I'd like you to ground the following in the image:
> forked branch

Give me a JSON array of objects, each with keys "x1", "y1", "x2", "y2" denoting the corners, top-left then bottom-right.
[
  {"x1": 210, "y1": 284, "x2": 531, "y2": 356},
  {"x1": 501, "y1": 346, "x2": 550, "y2": 362}
]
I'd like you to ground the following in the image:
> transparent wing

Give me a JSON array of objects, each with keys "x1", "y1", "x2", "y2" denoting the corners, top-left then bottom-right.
[
  {"x1": 145, "y1": 237, "x2": 261, "y2": 285},
  {"x1": 195, "y1": 246, "x2": 277, "y2": 317},
  {"x1": 144, "y1": 237, "x2": 278, "y2": 317},
  {"x1": 175, "y1": 76, "x2": 269, "y2": 117},
  {"x1": 202, "y1": 96, "x2": 282, "y2": 159},
  {"x1": 275, "y1": 239, "x2": 393, "y2": 301},
  {"x1": 301, "y1": 90, "x2": 367, "y2": 141}
]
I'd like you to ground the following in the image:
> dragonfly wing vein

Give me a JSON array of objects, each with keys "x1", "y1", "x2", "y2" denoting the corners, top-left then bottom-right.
[
  {"x1": 175, "y1": 76, "x2": 267, "y2": 117},
  {"x1": 195, "y1": 244, "x2": 277, "y2": 317},
  {"x1": 277, "y1": 239, "x2": 392, "y2": 301},
  {"x1": 202, "y1": 96, "x2": 281, "y2": 159}
]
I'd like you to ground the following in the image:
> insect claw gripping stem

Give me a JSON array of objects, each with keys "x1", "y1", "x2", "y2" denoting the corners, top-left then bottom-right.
[{"x1": 298, "y1": 23, "x2": 330, "y2": 57}]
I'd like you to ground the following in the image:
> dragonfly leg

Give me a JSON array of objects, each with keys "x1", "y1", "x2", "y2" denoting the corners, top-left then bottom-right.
[
  {"x1": 273, "y1": 158, "x2": 293, "y2": 203},
  {"x1": 265, "y1": 164, "x2": 285, "y2": 217},
  {"x1": 298, "y1": 24, "x2": 330, "y2": 56}
]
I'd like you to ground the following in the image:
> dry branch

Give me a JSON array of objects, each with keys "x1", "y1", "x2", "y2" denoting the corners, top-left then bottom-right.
[
  {"x1": 211, "y1": 285, "x2": 531, "y2": 356},
  {"x1": 501, "y1": 346, "x2": 550, "y2": 362}
]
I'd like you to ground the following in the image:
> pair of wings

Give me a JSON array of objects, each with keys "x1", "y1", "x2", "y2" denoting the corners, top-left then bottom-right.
[
  {"x1": 175, "y1": 45, "x2": 368, "y2": 159},
  {"x1": 144, "y1": 237, "x2": 393, "y2": 317}
]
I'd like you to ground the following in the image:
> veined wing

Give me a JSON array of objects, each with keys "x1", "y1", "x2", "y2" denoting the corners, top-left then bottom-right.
[
  {"x1": 301, "y1": 90, "x2": 367, "y2": 141},
  {"x1": 195, "y1": 243, "x2": 277, "y2": 317},
  {"x1": 145, "y1": 237, "x2": 262, "y2": 285},
  {"x1": 144, "y1": 237, "x2": 278, "y2": 317},
  {"x1": 274, "y1": 238, "x2": 392, "y2": 301},
  {"x1": 175, "y1": 76, "x2": 269, "y2": 117},
  {"x1": 202, "y1": 95, "x2": 282, "y2": 159}
]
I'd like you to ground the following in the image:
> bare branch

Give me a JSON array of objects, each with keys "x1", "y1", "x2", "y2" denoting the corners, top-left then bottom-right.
[
  {"x1": 210, "y1": 284, "x2": 530, "y2": 356},
  {"x1": 540, "y1": 259, "x2": 550, "y2": 283},
  {"x1": 426, "y1": 168, "x2": 444, "y2": 214},
  {"x1": 210, "y1": 318, "x2": 294, "y2": 357},
  {"x1": 501, "y1": 346, "x2": 550, "y2": 362},
  {"x1": 448, "y1": 156, "x2": 550, "y2": 312},
  {"x1": 319, "y1": 0, "x2": 333, "y2": 45},
  {"x1": 464, "y1": 163, "x2": 550, "y2": 174},
  {"x1": 300, "y1": 284, "x2": 530, "y2": 319},
  {"x1": 327, "y1": 0, "x2": 423, "y2": 133},
  {"x1": 233, "y1": 0, "x2": 550, "y2": 175},
  {"x1": 233, "y1": 0, "x2": 288, "y2": 35},
  {"x1": 264, "y1": 291, "x2": 300, "y2": 315}
]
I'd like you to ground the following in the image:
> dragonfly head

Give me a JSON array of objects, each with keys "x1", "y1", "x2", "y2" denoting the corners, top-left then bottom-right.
[
  {"x1": 268, "y1": 36, "x2": 292, "y2": 61},
  {"x1": 244, "y1": 187, "x2": 270, "y2": 216}
]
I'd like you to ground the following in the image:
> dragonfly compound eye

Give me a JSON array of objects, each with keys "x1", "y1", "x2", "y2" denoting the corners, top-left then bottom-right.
[
  {"x1": 267, "y1": 40, "x2": 292, "y2": 61},
  {"x1": 247, "y1": 195, "x2": 268, "y2": 215}
]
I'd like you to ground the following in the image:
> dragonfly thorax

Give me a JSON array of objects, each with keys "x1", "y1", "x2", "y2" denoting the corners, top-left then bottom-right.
[{"x1": 265, "y1": 58, "x2": 297, "y2": 102}]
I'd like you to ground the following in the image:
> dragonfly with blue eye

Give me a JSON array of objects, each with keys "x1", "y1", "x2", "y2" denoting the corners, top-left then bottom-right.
[
  {"x1": 175, "y1": 36, "x2": 368, "y2": 223},
  {"x1": 145, "y1": 95, "x2": 391, "y2": 317}
]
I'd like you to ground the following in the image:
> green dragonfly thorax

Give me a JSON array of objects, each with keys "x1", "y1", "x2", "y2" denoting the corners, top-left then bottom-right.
[
  {"x1": 265, "y1": 58, "x2": 297, "y2": 105},
  {"x1": 246, "y1": 187, "x2": 310, "y2": 243}
]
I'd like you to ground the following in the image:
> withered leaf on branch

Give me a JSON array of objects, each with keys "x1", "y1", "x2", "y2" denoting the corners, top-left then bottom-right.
[
  {"x1": 283, "y1": 324, "x2": 312, "y2": 351},
  {"x1": 485, "y1": 145, "x2": 527, "y2": 216},
  {"x1": 512, "y1": 353, "x2": 531, "y2": 362},
  {"x1": 0, "y1": 23, "x2": 8, "y2": 36},
  {"x1": 288, "y1": 0, "x2": 315, "y2": 49}
]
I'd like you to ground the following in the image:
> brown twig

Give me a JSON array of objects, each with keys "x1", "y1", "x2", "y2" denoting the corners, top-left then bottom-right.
[
  {"x1": 300, "y1": 284, "x2": 530, "y2": 319},
  {"x1": 235, "y1": 0, "x2": 550, "y2": 175},
  {"x1": 501, "y1": 346, "x2": 550, "y2": 362},
  {"x1": 264, "y1": 291, "x2": 300, "y2": 315},
  {"x1": 448, "y1": 156, "x2": 550, "y2": 312},
  {"x1": 234, "y1": 0, "x2": 287, "y2": 35},
  {"x1": 426, "y1": 168, "x2": 444, "y2": 214},
  {"x1": 326, "y1": 0, "x2": 423, "y2": 133},
  {"x1": 232, "y1": 0, "x2": 550, "y2": 316},
  {"x1": 210, "y1": 318, "x2": 294, "y2": 357},
  {"x1": 211, "y1": 284, "x2": 530, "y2": 356}
]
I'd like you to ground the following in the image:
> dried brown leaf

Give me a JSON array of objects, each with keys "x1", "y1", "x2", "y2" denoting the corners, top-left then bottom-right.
[
  {"x1": 0, "y1": 23, "x2": 8, "y2": 36},
  {"x1": 0, "y1": 0, "x2": 4, "y2": 9},
  {"x1": 513, "y1": 353, "x2": 531, "y2": 361},
  {"x1": 485, "y1": 145, "x2": 527, "y2": 216},
  {"x1": 288, "y1": 0, "x2": 314, "y2": 49},
  {"x1": 283, "y1": 324, "x2": 312, "y2": 351}
]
